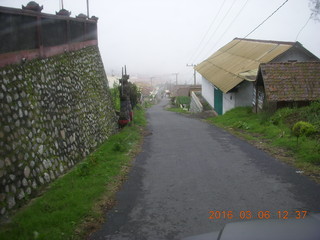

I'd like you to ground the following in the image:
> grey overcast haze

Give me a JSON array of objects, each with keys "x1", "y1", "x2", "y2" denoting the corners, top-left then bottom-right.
[{"x1": 2, "y1": 0, "x2": 320, "y2": 83}]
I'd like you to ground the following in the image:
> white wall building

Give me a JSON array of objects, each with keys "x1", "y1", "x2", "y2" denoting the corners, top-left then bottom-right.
[{"x1": 196, "y1": 38, "x2": 319, "y2": 115}]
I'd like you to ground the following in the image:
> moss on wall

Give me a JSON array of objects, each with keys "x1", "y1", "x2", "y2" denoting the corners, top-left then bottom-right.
[{"x1": 0, "y1": 46, "x2": 117, "y2": 215}]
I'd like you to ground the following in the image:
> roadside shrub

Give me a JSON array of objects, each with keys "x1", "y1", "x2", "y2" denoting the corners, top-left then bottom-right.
[
  {"x1": 76, "y1": 162, "x2": 90, "y2": 177},
  {"x1": 233, "y1": 121, "x2": 250, "y2": 130},
  {"x1": 270, "y1": 108, "x2": 294, "y2": 125},
  {"x1": 112, "y1": 141, "x2": 127, "y2": 152},
  {"x1": 292, "y1": 121, "x2": 317, "y2": 144},
  {"x1": 176, "y1": 96, "x2": 191, "y2": 106}
]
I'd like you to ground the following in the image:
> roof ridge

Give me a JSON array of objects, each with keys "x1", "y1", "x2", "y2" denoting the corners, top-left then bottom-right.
[
  {"x1": 261, "y1": 61, "x2": 320, "y2": 65},
  {"x1": 234, "y1": 37, "x2": 297, "y2": 46}
]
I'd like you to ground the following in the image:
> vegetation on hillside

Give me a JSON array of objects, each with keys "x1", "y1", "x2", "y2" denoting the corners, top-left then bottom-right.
[{"x1": 208, "y1": 102, "x2": 320, "y2": 167}]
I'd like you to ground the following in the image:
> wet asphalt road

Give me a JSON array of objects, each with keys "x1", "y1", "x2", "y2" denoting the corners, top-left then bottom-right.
[{"x1": 89, "y1": 98, "x2": 320, "y2": 240}]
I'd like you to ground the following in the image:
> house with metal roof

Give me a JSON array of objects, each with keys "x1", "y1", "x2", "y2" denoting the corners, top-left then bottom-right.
[
  {"x1": 254, "y1": 62, "x2": 320, "y2": 113},
  {"x1": 195, "y1": 38, "x2": 319, "y2": 115}
]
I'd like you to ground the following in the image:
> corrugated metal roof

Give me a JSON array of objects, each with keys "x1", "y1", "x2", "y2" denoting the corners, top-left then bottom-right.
[
  {"x1": 195, "y1": 38, "x2": 295, "y2": 93},
  {"x1": 259, "y1": 62, "x2": 320, "y2": 102}
]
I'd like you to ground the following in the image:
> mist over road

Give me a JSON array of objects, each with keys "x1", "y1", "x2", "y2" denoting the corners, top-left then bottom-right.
[{"x1": 89, "y1": 98, "x2": 320, "y2": 240}]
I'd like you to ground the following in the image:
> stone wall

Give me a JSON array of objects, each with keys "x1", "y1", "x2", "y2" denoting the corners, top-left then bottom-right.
[{"x1": 0, "y1": 46, "x2": 117, "y2": 215}]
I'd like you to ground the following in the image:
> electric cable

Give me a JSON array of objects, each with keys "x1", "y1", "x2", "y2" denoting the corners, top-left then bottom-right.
[
  {"x1": 207, "y1": 0, "x2": 250, "y2": 57},
  {"x1": 295, "y1": 13, "x2": 313, "y2": 41},
  {"x1": 192, "y1": 0, "x2": 237, "y2": 63},
  {"x1": 199, "y1": 0, "x2": 289, "y2": 64},
  {"x1": 187, "y1": 0, "x2": 228, "y2": 64}
]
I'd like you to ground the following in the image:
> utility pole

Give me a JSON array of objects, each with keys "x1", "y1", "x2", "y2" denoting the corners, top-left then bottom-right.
[
  {"x1": 150, "y1": 77, "x2": 154, "y2": 88},
  {"x1": 86, "y1": 0, "x2": 89, "y2": 18},
  {"x1": 172, "y1": 73, "x2": 178, "y2": 85},
  {"x1": 186, "y1": 64, "x2": 197, "y2": 85}
]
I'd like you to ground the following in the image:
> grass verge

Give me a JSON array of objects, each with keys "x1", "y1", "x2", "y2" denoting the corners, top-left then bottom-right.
[
  {"x1": 166, "y1": 107, "x2": 191, "y2": 114},
  {"x1": 0, "y1": 106, "x2": 147, "y2": 240},
  {"x1": 206, "y1": 106, "x2": 320, "y2": 183}
]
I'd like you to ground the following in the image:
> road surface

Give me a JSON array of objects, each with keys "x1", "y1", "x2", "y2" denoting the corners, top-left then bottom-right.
[{"x1": 89, "y1": 98, "x2": 320, "y2": 240}]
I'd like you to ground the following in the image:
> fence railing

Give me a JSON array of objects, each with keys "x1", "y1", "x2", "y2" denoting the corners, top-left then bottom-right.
[
  {"x1": 0, "y1": 5, "x2": 98, "y2": 67},
  {"x1": 190, "y1": 91, "x2": 203, "y2": 113}
]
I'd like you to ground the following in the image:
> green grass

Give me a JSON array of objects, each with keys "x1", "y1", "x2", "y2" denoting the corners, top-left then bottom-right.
[
  {"x1": 207, "y1": 105, "x2": 320, "y2": 168},
  {"x1": 175, "y1": 96, "x2": 191, "y2": 106},
  {"x1": 166, "y1": 107, "x2": 190, "y2": 114},
  {"x1": 0, "y1": 106, "x2": 147, "y2": 240}
]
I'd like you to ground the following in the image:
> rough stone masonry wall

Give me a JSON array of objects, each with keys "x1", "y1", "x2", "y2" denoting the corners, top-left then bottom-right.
[{"x1": 0, "y1": 46, "x2": 117, "y2": 215}]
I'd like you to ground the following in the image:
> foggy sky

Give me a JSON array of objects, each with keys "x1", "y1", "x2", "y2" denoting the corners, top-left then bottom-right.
[{"x1": 1, "y1": 0, "x2": 320, "y2": 83}]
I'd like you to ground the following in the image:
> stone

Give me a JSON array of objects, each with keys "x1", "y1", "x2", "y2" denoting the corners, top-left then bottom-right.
[
  {"x1": 9, "y1": 174, "x2": 15, "y2": 181},
  {"x1": 43, "y1": 160, "x2": 50, "y2": 169},
  {"x1": 24, "y1": 166, "x2": 31, "y2": 178},
  {"x1": 17, "y1": 189, "x2": 25, "y2": 200},
  {"x1": 19, "y1": 109, "x2": 23, "y2": 118},
  {"x1": 14, "y1": 93, "x2": 19, "y2": 100},
  {"x1": 39, "y1": 176, "x2": 44, "y2": 184},
  {"x1": 15, "y1": 120, "x2": 20, "y2": 127},
  {"x1": 0, "y1": 92, "x2": 4, "y2": 99},
  {"x1": 0, "y1": 131, "x2": 4, "y2": 138},
  {"x1": 32, "y1": 181, "x2": 37, "y2": 189},
  {"x1": 50, "y1": 170, "x2": 55, "y2": 180},
  {"x1": 7, "y1": 196, "x2": 16, "y2": 209},
  {"x1": 22, "y1": 178, "x2": 28, "y2": 187},
  {"x1": 26, "y1": 187, "x2": 31, "y2": 195},
  {"x1": 30, "y1": 161, "x2": 35, "y2": 167},
  {"x1": 5, "y1": 158, "x2": 11, "y2": 166},
  {"x1": 11, "y1": 184, "x2": 16, "y2": 194},
  {"x1": 38, "y1": 145, "x2": 44, "y2": 155},
  {"x1": 0, "y1": 160, "x2": 4, "y2": 168},
  {"x1": 1, "y1": 208, "x2": 6, "y2": 215},
  {"x1": 44, "y1": 173, "x2": 50, "y2": 183},
  {"x1": 60, "y1": 130, "x2": 66, "y2": 139},
  {"x1": 6, "y1": 95, "x2": 12, "y2": 103},
  {"x1": 4, "y1": 126, "x2": 10, "y2": 133}
]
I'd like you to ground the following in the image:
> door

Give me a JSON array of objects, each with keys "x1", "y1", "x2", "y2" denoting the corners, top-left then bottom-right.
[{"x1": 214, "y1": 87, "x2": 223, "y2": 115}]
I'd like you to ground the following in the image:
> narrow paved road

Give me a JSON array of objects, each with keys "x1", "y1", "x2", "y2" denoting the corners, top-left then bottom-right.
[{"x1": 89, "y1": 99, "x2": 320, "y2": 240}]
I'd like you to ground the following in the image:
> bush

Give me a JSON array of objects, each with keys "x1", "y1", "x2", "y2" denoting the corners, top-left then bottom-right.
[
  {"x1": 270, "y1": 108, "x2": 294, "y2": 125},
  {"x1": 232, "y1": 121, "x2": 250, "y2": 130},
  {"x1": 175, "y1": 96, "x2": 191, "y2": 108},
  {"x1": 292, "y1": 121, "x2": 317, "y2": 140}
]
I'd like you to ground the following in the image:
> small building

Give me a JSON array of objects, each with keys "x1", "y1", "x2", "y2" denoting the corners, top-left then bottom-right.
[
  {"x1": 195, "y1": 38, "x2": 319, "y2": 115},
  {"x1": 254, "y1": 62, "x2": 320, "y2": 113}
]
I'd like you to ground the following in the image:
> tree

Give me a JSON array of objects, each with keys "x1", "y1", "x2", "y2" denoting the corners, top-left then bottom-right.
[{"x1": 309, "y1": 0, "x2": 320, "y2": 21}]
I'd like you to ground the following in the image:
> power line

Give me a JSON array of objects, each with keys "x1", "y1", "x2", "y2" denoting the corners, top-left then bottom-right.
[
  {"x1": 295, "y1": 13, "x2": 313, "y2": 41},
  {"x1": 187, "y1": 0, "x2": 228, "y2": 64},
  {"x1": 192, "y1": 0, "x2": 237, "y2": 63},
  {"x1": 200, "y1": 0, "x2": 290, "y2": 63},
  {"x1": 207, "y1": 0, "x2": 250, "y2": 56},
  {"x1": 243, "y1": 0, "x2": 289, "y2": 39}
]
